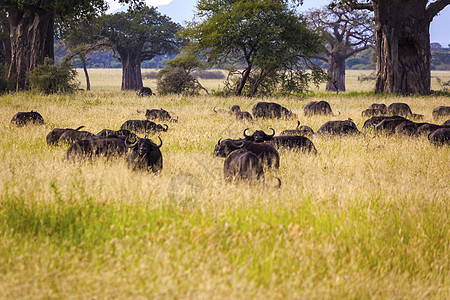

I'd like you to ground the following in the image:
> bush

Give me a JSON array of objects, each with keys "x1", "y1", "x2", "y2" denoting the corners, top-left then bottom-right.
[
  {"x1": 28, "y1": 59, "x2": 79, "y2": 94},
  {"x1": 157, "y1": 68, "x2": 198, "y2": 96}
]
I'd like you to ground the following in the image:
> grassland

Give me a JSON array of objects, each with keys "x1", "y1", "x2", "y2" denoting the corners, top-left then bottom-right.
[{"x1": 0, "y1": 69, "x2": 449, "y2": 299}]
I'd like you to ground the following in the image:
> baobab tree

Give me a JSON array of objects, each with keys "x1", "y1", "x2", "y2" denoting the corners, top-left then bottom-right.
[
  {"x1": 333, "y1": 0, "x2": 450, "y2": 95},
  {"x1": 308, "y1": 6, "x2": 374, "y2": 92}
]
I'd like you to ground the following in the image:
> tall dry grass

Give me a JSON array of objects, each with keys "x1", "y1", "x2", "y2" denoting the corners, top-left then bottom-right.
[{"x1": 0, "y1": 69, "x2": 449, "y2": 299}]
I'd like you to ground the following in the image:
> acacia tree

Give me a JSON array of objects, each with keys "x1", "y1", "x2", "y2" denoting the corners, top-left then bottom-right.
[
  {"x1": 308, "y1": 6, "x2": 374, "y2": 92},
  {"x1": 0, "y1": 11, "x2": 10, "y2": 66},
  {"x1": 334, "y1": 0, "x2": 450, "y2": 95},
  {"x1": 0, "y1": 0, "x2": 136, "y2": 91},
  {"x1": 183, "y1": 0, "x2": 325, "y2": 97},
  {"x1": 95, "y1": 5, "x2": 182, "y2": 90}
]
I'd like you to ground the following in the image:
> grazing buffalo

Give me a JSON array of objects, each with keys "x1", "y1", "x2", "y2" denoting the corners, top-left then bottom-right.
[
  {"x1": 394, "y1": 121, "x2": 419, "y2": 136},
  {"x1": 235, "y1": 111, "x2": 253, "y2": 122},
  {"x1": 252, "y1": 102, "x2": 295, "y2": 119},
  {"x1": 361, "y1": 108, "x2": 385, "y2": 117},
  {"x1": 280, "y1": 121, "x2": 314, "y2": 136},
  {"x1": 410, "y1": 113, "x2": 424, "y2": 121},
  {"x1": 10, "y1": 111, "x2": 44, "y2": 127},
  {"x1": 428, "y1": 128, "x2": 450, "y2": 146},
  {"x1": 65, "y1": 137, "x2": 128, "y2": 160},
  {"x1": 416, "y1": 123, "x2": 447, "y2": 136},
  {"x1": 96, "y1": 129, "x2": 137, "y2": 141},
  {"x1": 387, "y1": 103, "x2": 412, "y2": 117},
  {"x1": 120, "y1": 120, "x2": 168, "y2": 133},
  {"x1": 304, "y1": 101, "x2": 335, "y2": 116},
  {"x1": 374, "y1": 118, "x2": 413, "y2": 135},
  {"x1": 223, "y1": 149, "x2": 264, "y2": 183},
  {"x1": 126, "y1": 137, "x2": 163, "y2": 172},
  {"x1": 59, "y1": 129, "x2": 94, "y2": 145},
  {"x1": 317, "y1": 118, "x2": 359, "y2": 135},
  {"x1": 46, "y1": 126, "x2": 85, "y2": 145},
  {"x1": 214, "y1": 139, "x2": 280, "y2": 169},
  {"x1": 369, "y1": 103, "x2": 388, "y2": 114},
  {"x1": 362, "y1": 116, "x2": 408, "y2": 130},
  {"x1": 243, "y1": 128, "x2": 275, "y2": 143},
  {"x1": 137, "y1": 87, "x2": 153, "y2": 96},
  {"x1": 432, "y1": 106, "x2": 450, "y2": 119},
  {"x1": 230, "y1": 105, "x2": 241, "y2": 114},
  {"x1": 145, "y1": 108, "x2": 178, "y2": 123},
  {"x1": 269, "y1": 136, "x2": 317, "y2": 154}
]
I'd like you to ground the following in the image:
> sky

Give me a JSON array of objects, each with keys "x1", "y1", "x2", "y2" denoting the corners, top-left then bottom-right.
[{"x1": 106, "y1": 0, "x2": 450, "y2": 46}]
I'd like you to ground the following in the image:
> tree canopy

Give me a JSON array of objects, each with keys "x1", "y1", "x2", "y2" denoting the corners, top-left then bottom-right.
[{"x1": 183, "y1": 0, "x2": 326, "y2": 96}]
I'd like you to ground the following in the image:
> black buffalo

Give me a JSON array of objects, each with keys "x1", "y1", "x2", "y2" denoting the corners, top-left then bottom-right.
[
  {"x1": 416, "y1": 123, "x2": 448, "y2": 136},
  {"x1": 223, "y1": 149, "x2": 264, "y2": 183},
  {"x1": 230, "y1": 105, "x2": 241, "y2": 114},
  {"x1": 428, "y1": 128, "x2": 450, "y2": 146},
  {"x1": 361, "y1": 108, "x2": 386, "y2": 117},
  {"x1": 65, "y1": 137, "x2": 127, "y2": 160},
  {"x1": 235, "y1": 111, "x2": 253, "y2": 122},
  {"x1": 304, "y1": 101, "x2": 335, "y2": 116},
  {"x1": 362, "y1": 116, "x2": 408, "y2": 130},
  {"x1": 394, "y1": 121, "x2": 420, "y2": 136},
  {"x1": 252, "y1": 102, "x2": 295, "y2": 119},
  {"x1": 432, "y1": 106, "x2": 450, "y2": 119},
  {"x1": 46, "y1": 126, "x2": 85, "y2": 145},
  {"x1": 59, "y1": 129, "x2": 94, "y2": 145},
  {"x1": 280, "y1": 121, "x2": 314, "y2": 136},
  {"x1": 145, "y1": 108, "x2": 178, "y2": 123},
  {"x1": 374, "y1": 117, "x2": 413, "y2": 135},
  {"x1": 137, "y1": 87, "x2": 153, "y2": 96},
  {"x1": 243, "y1": 128, "x2": 275, "y2": 143},
  {"x1": 214, "y1": 139, "x2": 280, "y2": 169},
  {"x1": 387, "y1": 103, "x2": 412, "y2": 117},
  {"x1": 269, "y1": 136, "x2": 317, "y2": 154},
  {"x1": 126, "y1": 137, "x2": 163, "y2": 172},
  {"x1": 96, "y1": 129, "x2": 138, "y2": 141},
  {"x1": 369, "y1": 103, "x2": 388, "y2": 114},
  {"x1": 120, "y1": 120, "x2": 168, "y2": 133},
  {"x1": 317, "y1": 118, "x2": 359, "y2": 135},
  {"x1": 10, "y1": 111, "x2": 44, "y2": 127}
]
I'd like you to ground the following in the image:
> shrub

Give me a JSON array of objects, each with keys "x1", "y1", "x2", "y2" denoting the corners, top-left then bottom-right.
[
  {"x1": 27, "y1": 58, "x2": 79, "y2": 94},
  {"x1": 157, "y1": 68, "x2": 198, "y2": 96}
]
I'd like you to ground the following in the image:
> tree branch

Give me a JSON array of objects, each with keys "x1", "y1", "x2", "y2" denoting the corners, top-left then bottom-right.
[
  {"x1": 345, "y1": 1, "x2": 374, "y2": 11},
  {"x1": 426, "y1": 0, "x2": 450, "y2": 22}
]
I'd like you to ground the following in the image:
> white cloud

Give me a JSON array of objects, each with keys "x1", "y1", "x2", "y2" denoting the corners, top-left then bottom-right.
[{"x1": 106, "y1": 0, "x2": 174, "y2": 14}]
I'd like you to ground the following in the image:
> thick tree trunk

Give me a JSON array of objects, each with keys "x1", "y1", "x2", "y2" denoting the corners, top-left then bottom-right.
[
  {"x1": 235, "y1": 64, "x2": 252, "y2": 96},
  {"x1": 326, "y1": 54, "x2": 346, "y2": 92},
  {"x1": 119, "y1": 50, "x2": 143, "y2": 91},
  {"x1": 373, "y1": 0, "x2": 431, "y2": 95},
  {"x1": 8, "y1": 6, "x2": 54, "y2": 91}
]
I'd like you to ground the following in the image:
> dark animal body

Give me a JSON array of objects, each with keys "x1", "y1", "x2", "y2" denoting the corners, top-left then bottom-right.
[
  {"x1": 137, "y1": 87, "x2": 153, "y2": 96},
  {"x1": 145, "y1": 108, "x2": 178, "y2": 122},
  {"x1": 252, "y1": 102, "x2": 295, "y2": 119},
  {"x1": 59, "y1": 130, "x2": 94, "y2": 145},
  {"x1": 65, "y1": 137, "x2": 127, "y2": 160},
  {"x1": 10, "y1": 111, "x2": 44, "y2": 126},
  {"x1": 126, "y1": 137, "x2": 163, "y2": 172},
  {"x1": 443, "y1": 119, "x2": 450, "y2": 126},
  {"x1": 428, "y1": 128, "x2": 450, "y2": 146},
  {"x1": 214, "y1": 139, "x2": 280, "y2": 169},
  {"x1": 304, "y1": 101, "x2": 334, "y2": 116},
  {"x1": 268, "y1": 136, "x2": 317, "y2": 154},
  {"x1": 235, "y1": 111, "x2": 253, "y2": 121},
  {"x1": 46, "y1": 126, "x2": 85, "y2": 145},
  {"x1": 374, "y1": 118, "x2": 414, "y2": 135},
  {"x1": 280, "y1": 121, "x2": 314, "y2": 136},
  {"x1": 361, "y1": 108, "x2": 386, "y2": 117},
  {"x1": 243, "y1": 128, "x2": 275, "y2": 143},
  {"x1": 317, "y1": 118, "x2": 359, "y2": 135},
  {"x1": 369, "y1": 103, "x2": 388, "y2": 114},
  {"x1": 362, "y1": 116, "x2": 408, "y2": 130},
  {"x1": 416, "y1": 123, "x2": 450, "y2": 136},
  {"x1": 120, "y1": 120, "x2": 168, "y2": 133},
  {"x1": 223, "y1": 149, "x2": 264, "y2": 183},
  {"x1": 96, "y1": 129, "x2": 137, "y2": 140},
  {"x1": 432, "y1": 106, "x2": 450, "y2": 119},
  {"x1": 387, "y1": 103, "x2": 412, "y2": 117}
]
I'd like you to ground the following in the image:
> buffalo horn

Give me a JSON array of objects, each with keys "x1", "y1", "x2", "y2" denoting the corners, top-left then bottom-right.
[
  {"x1": 153, "y1": 136, "x2": 163, "y2": 148},
  {"x1": 296, "y1": 121, "x2": 300, "y2": 130},
  {"x1": 268, "y1": 128, "x2": 275, "y2": 137},
  {"x1": 125, "y1": 137, "x2": 138, "y2": 148},
  {"x1": 163, "y1": 124, "x2": 169, "y2": 131},
  {"x1": 217, "y1": 138, "x2": 222, "y2": 146},
  {"x1": 230, "y1": 140, "x2": 245, "y2": 148},
  {"x1": 243, "y1": 128, "x2": 250, "y2": 138}
]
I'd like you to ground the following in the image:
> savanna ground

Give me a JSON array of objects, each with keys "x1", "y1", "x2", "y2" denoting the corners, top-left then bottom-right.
[{"x1": 0, "y1": 69, "x2": 449, "y2": 299}]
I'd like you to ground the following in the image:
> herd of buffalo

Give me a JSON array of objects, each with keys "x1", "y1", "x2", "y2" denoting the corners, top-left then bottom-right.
[{"x1": 9, "y1": 101, "x2": 450, "y2": 186}]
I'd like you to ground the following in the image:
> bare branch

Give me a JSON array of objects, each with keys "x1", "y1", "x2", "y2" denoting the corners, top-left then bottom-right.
[{"x1": 426, "y1": 0, "x2": 450, "y2": 22}]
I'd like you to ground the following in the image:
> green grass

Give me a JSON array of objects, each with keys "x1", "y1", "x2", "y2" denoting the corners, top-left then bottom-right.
[{"x1": 0, "y1": 70, "x2": 449, "y2": 298}]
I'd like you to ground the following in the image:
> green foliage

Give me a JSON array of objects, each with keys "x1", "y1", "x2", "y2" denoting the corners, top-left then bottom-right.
[
  {"x1": 183, "y1": 0, "x2": 325, "y2": 96},
  {"x1": 27, "y1": 59, "x2": 79, "y2": 94}
]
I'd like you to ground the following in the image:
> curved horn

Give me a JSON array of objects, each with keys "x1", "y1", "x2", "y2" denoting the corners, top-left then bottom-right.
[
  {"x1": 267, "y1": 127, "x2": 275, "y2": 137},
  {"x1": 230, "y1": 140, "x2": 245, "y2": 148},
  {"x1": 217, "y1": 138, "x2": 222, "y2": 146},
  {"x1": 163, "y1": 124, "x2": 169, "y2": 131},
  {"x1": 243, "y1": 128, "x2": 251, "y2": 138},
  {"x1": 273, "y1": 177, "x2": 282, "y2": 189},
  {"x1": 155, "y1": 136, "x2": 163, "y2": 148},
  {"x1": 125, "y1": 137, "x2": 138, "y2": 148},
  {"x1": 74, "y1": 126, "x2": 85, "y2": 131},
  {"x1": 213, "y1": 106, "x2": 217, "y2": 113}
]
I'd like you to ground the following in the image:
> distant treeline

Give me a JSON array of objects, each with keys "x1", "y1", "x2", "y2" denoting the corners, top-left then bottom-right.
[{"x1": 55, "y1": 42, "x2": 450, "y2": 71}]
